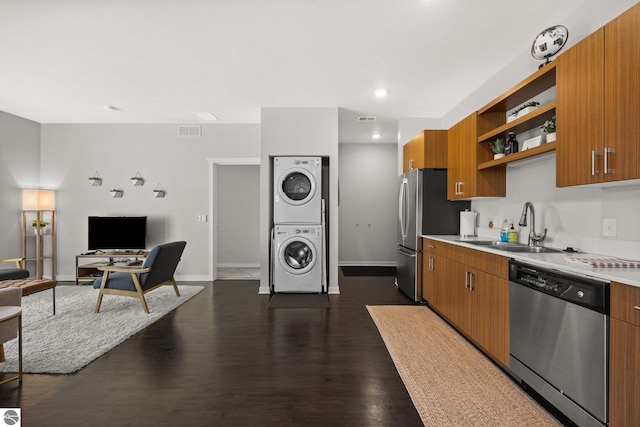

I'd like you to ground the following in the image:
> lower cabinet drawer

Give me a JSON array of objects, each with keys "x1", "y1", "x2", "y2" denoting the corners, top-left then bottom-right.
[{"x1": 611, "y1": 282, "x2": 640, "y2": 326}]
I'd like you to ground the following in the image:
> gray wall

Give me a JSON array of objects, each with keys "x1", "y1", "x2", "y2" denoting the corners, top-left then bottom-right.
[
  {"x1": 39, "y1": 123, "x2": 260, "y2": 280},
  {"x1": 338, "y1": 143, "x2": 397, "y2": 265},
  {"x1": 259, "y1": 107, "x2": 339, "y2": 293},
  {"x1": 216, "y1": 165, "x2": 260, "y2": 267},
  {"x1": 0, "y1": 111, "x2": 41, "y2": 259}
]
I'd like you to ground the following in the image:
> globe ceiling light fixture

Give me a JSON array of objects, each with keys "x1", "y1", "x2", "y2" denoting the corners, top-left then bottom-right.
[
  {"x1": 372, "y1": 133, "x2": 381, "y2": 140},
  {"x1": 531, "y1": 25, "x2": 568, "y2": 69},
  {"x1": 373, "y1": 88, "x2": 389, "y2": 97}
]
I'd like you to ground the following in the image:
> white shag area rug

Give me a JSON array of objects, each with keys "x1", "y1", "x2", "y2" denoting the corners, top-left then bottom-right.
[{"x1": 0, "y1": 284, "x2": 204, "y2": 374}]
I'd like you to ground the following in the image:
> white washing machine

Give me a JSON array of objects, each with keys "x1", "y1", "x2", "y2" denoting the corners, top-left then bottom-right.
[
  {"x1": 273, "y1": 156, "x2": 322, "y2": 224},
  {"x1": 273, "y1": 224, "x2": 323, "y2": 293}
]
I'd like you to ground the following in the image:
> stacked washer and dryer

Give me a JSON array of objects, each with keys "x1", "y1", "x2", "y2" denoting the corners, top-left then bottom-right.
[{"x1": 272, "y1": 157, "x2": 325, "y2": 293}]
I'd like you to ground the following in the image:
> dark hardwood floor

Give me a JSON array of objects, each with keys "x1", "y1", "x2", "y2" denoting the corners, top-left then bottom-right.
[{"x1": 0, "y1": 272, "x2": 424, "y2": 426}]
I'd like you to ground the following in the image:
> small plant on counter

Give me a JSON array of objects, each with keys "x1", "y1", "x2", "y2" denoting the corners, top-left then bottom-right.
[
  {"x1": 32, "y1": 220, "x2": 49, "y2": 228},
  {"x1": 489, "y1": 137, "x2": 505, "y2": 154},
  {"x1": 541, "y1": 116, "x2": 556, "y2": 133}
]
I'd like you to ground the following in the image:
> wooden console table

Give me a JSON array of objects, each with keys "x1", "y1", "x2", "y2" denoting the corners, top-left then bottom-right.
[{"x1": 75, "y1": 251, "x2": 148, "y2": 285}]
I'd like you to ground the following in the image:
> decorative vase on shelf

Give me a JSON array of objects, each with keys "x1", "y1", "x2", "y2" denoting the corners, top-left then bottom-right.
[
  {"x1": 506, "y1": 132, "x2": 519, "y2": 154},
  {"x1": 546, "y1": 132, "x2": 556, "y2": 143}
]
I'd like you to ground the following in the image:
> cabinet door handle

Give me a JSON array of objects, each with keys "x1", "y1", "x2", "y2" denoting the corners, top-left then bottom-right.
[
  {"x1": 468, "y1": 272, "x2": 474, "y2": 291},
  {"x1": 591, "y1": 150, "x2": 600, "y2": 176},
  {"x1": 409, "y1": 159, "x2": 414, "y2": 170},
  {"x1": 455, "y1": 182, "x2": 463, "y2": 195},
  {"x1": 464, "y1": 271, "x2": 469, "y2": 289},
  {"x1": 604, "y1": 147, "x2": 612, "y2": 175},
  {"x1": 430, "y1": 256, "x2": 434, "y2": 271},
  {"x1": 634, "y1": 306, "x2": 640, "y2": 311}
]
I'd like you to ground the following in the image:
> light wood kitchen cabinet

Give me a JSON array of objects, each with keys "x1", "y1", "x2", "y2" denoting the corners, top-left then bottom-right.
[
  {"x1": 421, "y1": 238, "x2": 509, "y2": 365},
  {"x1": 556, "y1": 3, "x2": 640, "y2": 187},
  {"x1": 609, "y1": 281, "x2": 640, "y2": 427},
  {"x1": 447, "y1": 112, "x2": 505, "y2": 200},
  {"x1": 421, "y1": 240, "x2": 437, "y2": 304},
  {"x1": 403, "y1": 130, "x2": 448, "y2": 172}
]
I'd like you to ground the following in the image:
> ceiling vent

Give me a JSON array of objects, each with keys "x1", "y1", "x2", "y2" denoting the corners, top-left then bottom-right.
[
  {"x1": 357, "y1": 116, "x2": 376, "y2": 122},
  {"x1": 177, "y1": 125, "x2": 201, "y2": 137}
]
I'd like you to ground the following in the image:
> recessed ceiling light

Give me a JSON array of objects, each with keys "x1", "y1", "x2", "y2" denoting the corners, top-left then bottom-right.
[
  {"x1": 195, "y1": 112, "x2": 219, "y2": 121},
  {"x1": 373, "y1": 88, "x2": 389, "y2": 97},
  {"x1": 103, "y1": 105, "x2": 120, "y2": 111},
  {"x1": 372, "y1": 133, "x2": 381, "y2": 139}
]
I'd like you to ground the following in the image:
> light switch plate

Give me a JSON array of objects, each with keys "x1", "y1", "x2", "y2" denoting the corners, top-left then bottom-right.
[{"x1": 603, "y1": 218, "x2": 617, "y2": 237}]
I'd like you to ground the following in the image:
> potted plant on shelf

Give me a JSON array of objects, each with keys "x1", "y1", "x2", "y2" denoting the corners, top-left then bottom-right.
[
  {"x1": 129, "y1": 175, "x2": 144, "y2": 186},
  {"x1": 110, "y1": 188, "x2": 123, "y2": 198},
  {"x1": 32, "y1": 220, "x2": 50, "y2": 234},
  {"x1": 489, "y1": 137, "x2": 506, "y2": 159},
  {"x1": 88, "y1": 175, "x2": 102, "y2": 186},
  {"x1": 507, "y1": 101, "x2": 540, "y2": 123},
  {"x1": 541, "y1": 116, "x2": 556, "y2": 142}
]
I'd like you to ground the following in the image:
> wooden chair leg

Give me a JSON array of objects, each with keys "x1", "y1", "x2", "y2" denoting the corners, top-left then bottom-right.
[
  {"x1": 95, "y1": 271, "x2": 109, "y2": 313},
  {"x1": 171, "y1": 277, "x2": 180, "y2": 296},
  {"x1": 131, "y1": 274, "x2": 149, "y2": 313},
  {"x1": 94, "y1": 292, "x2": 104, "y2": 313}
]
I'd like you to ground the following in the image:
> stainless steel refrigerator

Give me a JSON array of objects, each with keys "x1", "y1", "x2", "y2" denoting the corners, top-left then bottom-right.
[{"x1": 396, "y1": 169, "x2": 470, "y2": 301}]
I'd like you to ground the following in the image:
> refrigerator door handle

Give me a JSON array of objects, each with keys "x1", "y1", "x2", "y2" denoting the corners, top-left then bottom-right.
[{"x1": 398, "y1": 178, "x2": 409, "y2": 243}]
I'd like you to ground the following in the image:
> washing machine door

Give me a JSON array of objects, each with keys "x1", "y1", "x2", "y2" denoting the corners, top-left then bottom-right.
[
  {"x1": 279, "y1": 237, "x2": 317, "y2": 275},
  {"x1": 277, "y1": 168, "x2": 317, "y2": 206}
]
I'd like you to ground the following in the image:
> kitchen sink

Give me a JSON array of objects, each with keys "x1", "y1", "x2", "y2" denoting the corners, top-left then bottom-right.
[
  {"x1": 455, "y1": 240, "x2": 560, "y2": 253},
  {"x1": 498, "y1": 246, "x2": 561, "y2": 253}
]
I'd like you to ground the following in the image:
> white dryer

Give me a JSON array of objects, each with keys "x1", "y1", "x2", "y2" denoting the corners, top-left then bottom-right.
[
  {"x1": 273, "y1": 156, "x2": 322, "y2": 224},
  {"x1": 273, "y1": 224, "x2": 323, "y2": 293}
]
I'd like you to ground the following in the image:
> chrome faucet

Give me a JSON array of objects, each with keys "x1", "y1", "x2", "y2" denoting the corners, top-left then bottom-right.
[{"x1": 519, "y1": 202, "x2": 547, "y2": 247}]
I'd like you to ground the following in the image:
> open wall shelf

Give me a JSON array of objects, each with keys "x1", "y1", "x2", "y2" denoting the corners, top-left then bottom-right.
[{"x1": 478, "y1": 142, "x2": 556, "y2": 170}]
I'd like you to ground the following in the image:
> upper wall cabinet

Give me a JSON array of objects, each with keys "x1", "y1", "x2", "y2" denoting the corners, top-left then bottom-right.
[
  {"x1": 556, "y1": 3, "x2": 640, "y2": 187},
  {"x1": 403, "y1": 130, "x2": 448, "y2": 172},
  {"x1": 447, "y1": 112, "x2": 505, "y2": 200}
]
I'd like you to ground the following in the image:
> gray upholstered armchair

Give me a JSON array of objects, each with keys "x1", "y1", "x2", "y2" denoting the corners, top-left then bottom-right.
[
  {"x1": 0, "y1": 287, "x2": 22, "y2": 384},
  {"x1": 0, "y1": 258, "x2": 29, "y2": 281},
  {"x1": 93, "y1": 241, "x2": 186, "y2": 313}
]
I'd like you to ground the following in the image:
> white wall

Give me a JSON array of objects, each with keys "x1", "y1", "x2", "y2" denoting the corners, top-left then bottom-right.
[
  {"x1": 40, "y1": 123, "x2": 260, "y2": 281},
  {"x1": 442, "y1": 0, "x2": 638, "y2": 128},
  {"x1": 0, "y1": 111, "x2": 40, "y2": 259},
  {"x1": 338, "y1": 143, "x2": 398, "y2": 265},
  {"x1": 438, "y1": 0, "x2": 640, "y2": 259},
  {"x1": 216, "y1": 165, "x2": 260, "y2": 267},
  {"x1": 259, "y1": 107, "x2": 339, "y2": 294},
  {"x1": 473, "y1": 158, "x2": 640, "y2": 259}
]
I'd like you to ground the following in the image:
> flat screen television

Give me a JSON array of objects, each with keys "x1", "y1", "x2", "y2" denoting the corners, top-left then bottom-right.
[{"x1": 88, "y1": 216, "x2": 147, "y2": 250}]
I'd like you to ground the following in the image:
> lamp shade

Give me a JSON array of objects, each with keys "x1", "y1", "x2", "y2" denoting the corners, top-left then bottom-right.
[{"x1": 22, "y1": 189, "x2": 55, "y2": 210}]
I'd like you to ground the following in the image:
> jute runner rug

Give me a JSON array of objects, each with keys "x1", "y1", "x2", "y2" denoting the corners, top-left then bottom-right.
[{"x1": 367, "y1": 305, "x2": 561, "y2": 426}]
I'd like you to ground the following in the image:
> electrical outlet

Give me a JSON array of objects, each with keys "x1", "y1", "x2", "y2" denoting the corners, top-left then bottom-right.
[{"x1": 602, "y1": 218, "x2": 617, "y2": 237}]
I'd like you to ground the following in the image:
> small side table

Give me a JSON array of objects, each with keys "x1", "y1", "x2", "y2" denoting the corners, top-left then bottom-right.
[{"x1": 0, "y1": 306, "x2": 22, "y2": 384}]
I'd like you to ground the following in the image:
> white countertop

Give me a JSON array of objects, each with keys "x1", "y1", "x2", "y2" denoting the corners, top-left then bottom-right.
[{"x1": 423, "y1": 235, "x2": 640, "y2": 288}]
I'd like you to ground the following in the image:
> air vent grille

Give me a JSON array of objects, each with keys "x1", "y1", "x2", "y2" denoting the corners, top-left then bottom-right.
[
  {"x1": 177, "y1": 125, "x2": 201, "y2": 137},
  {"x1": 357, "y1": 116, "x2": 376, "y2": 122}
]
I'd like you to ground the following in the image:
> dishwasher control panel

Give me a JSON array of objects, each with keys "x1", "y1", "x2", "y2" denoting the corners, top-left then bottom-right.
[{"x1": 509, "y1": 261, "x2": 609, "y2": 314}]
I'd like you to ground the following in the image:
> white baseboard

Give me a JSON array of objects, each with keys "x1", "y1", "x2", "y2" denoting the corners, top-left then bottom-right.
[{"x1": 217, "y1": 263, "x2": 260, "y2": 269}]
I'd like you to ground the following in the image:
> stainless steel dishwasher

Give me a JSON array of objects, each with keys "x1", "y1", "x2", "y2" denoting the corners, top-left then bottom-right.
[{"x1": 508, "y1": 260, "x2": 609, "y2": 427}]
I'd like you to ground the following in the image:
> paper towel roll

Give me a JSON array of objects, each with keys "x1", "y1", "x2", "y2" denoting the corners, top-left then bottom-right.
[{"x1": 460, "y1": 210, "x2": 477, "y2": 237}]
